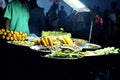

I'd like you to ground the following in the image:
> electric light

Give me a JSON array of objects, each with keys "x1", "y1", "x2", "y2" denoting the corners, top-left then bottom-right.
[{"x1": 63, "y1": 0, "x2": 90, "y2": 12}]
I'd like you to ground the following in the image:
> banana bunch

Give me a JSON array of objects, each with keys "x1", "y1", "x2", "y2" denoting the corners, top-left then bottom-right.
[
  {"x1": 41, "y1": 36, "x2": 53, "y2": 47},
  {"x1": 61, "y1": 37, "x2": 74, "y2": 44},
  {"x1": 32, "y1": 38, "x2": 41, "y2": 45},
  {"x1": 33, "y1": 37, "x2": 74, "y2": 46},
  {"x1": 33, "y1": 36, "x2": 53, "y2": 47}
]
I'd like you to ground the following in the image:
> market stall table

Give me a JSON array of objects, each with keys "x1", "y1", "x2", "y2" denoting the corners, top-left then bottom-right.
[{"x1": 1, "y1": 41, "x2": 119, "y2": 80}]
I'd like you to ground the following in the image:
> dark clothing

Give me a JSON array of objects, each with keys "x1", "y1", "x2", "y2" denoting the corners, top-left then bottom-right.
[
  {"x1": 58, "y1": 9, "x2": 67, "y2": 28},
  {"x1": 0, "y1": 7, "x2": 4, "y2": 29},
  {"x1": 29, "y1": 6, "x2": 45, "y2": 37}
]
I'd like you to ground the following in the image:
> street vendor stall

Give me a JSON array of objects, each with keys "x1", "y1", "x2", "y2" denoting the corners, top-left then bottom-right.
[
  {"x1": 4, "y1": 41, "x2": 120, "y2": 80},
  {"x1": 0, "y1": 29, "x2": 119, "y2": 80}
]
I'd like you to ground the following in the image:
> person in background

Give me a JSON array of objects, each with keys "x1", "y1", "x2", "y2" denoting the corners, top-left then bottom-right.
[
  {"x1": 65, "y1": 9, "x2": 76, "y2": 32},
  {"x1": 94, "y1": 14, "x2": 103, "y2": 26},
  {"x1": 57, "y1": 5, "x2": 67, "y2": 29},
  {"x1": 91, "y1": 13, "x2": 104, "y2": 44},
  {"x1": 0, "y1": 0, "x2": 4, "y2": 29},
  {"x1": 3, "y1": 0, "x2": 9, "y2": 11},
  {"x1": 108, "y1": 1, "x2": 117, "y2": 36},
  {"x1": 1, "y1": 0, "x2": 9, "y2": 29},
  {"x1": 29, "y1": 0, "x2": 45, "y2": 37},
  {"x1": 4, "y1": 0, "x2": 30, "y2": 35},
  {"x1": 46, "y1": 2, "x2": 58, "y2": 31}
]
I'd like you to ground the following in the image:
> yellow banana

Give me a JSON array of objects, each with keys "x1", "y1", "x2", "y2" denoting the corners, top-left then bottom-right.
[
  {"x1": 44, "y1": 37, "x2": 49, "y2": 46},
  {"x1": 47, "y1": 36, "x2": 53, "y2": 46},
  {"x1": 61, "y1": 38, "x2": 67, "y2": 44},
  {"x1": 41, "y1": 38, "x2": 47, "y2": 46},
  {"x1": 67, "y1": 38, "x2": 74, "y2": 44}
]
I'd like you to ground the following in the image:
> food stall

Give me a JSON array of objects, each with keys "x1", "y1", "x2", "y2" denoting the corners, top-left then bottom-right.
[{"x1": 0, "y1": 28, "x2": 119, "y2": 80}]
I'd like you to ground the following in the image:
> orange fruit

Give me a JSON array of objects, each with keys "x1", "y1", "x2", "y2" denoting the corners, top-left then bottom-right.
[
  {"x1": 6, "y1": 37, "x2": 10, "y2": 40},
  {"x1": 2, "y1": 35, "x2": 5, "y2": 39},
  {"x1": 3, "y1": 32, "x2": 7, "y2": 36},
  {"x1": 1, "y1": 28, "x2": 5, "y2": 32},
  {"x1": 6, "y1": 30, "x2": 10, "y2": 33},
  {"x1": 10, "y1": 31, "x2": 14, "y2": 34},
  {"x1": 0, "y1": 31, "x2": 3, "y2": 35},
  {"x1": 10, "y1": 37, "x2": 14, "y2": 41},
  {"x1": 19, "y1": 31, "x2": 23, "y2": 35}
]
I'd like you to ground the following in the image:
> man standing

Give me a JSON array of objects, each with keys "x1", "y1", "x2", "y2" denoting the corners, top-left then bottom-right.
[
  {"x1": 4, "y1": 0, "x2": 30, "y2": 35},
  {"x1": 57, "y1": 5, "x2": 67, "y2": 28}
]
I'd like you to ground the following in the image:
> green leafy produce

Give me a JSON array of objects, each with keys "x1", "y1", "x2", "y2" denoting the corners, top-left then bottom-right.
[{"x1": 45, "y1": 47, "x2": 83, "y2": 58}]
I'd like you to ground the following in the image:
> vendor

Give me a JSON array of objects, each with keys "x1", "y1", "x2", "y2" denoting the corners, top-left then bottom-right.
[{"x1": 4, "y1": 0, "x2": 30, "y2": 35}]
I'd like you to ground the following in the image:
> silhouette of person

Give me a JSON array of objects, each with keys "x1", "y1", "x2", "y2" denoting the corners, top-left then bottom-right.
[
  {"x1": 46, "y1": 2, "x2": 58, "y2": 31},
  {"x1": 1, "y1": 0, "x2": 9, "y2": 29},
  {"x1": 57, "y1": 5, "x2": 67, "y2": 28},
  {"x1": 0, "y1": 0, "x2": 4, "y2": 29},
  {"x1": 45, "y1": 12, "x2": 51, "y2": 31},
  {"x1": 108, "y1": 1, "x2": 118, "y2": 35},
  {"x1": 29, "y1": 0, "x2": 45, "y2": 37},
  {"x1": 66, "y1": 10, "x2": 76, "y2": 32}
]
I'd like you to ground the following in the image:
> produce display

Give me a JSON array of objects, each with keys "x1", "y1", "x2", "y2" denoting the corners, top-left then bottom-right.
[
  {"x1": 32, "y1": 36, "x2": 74, "y2": 46},
  {"x1": 10, "y1": 41, "x2": 35, "y2": 46},
  {"x1": 1, "y1": 29, "x2": 119, "y2": 59},
  {"x1": 45, "y1": 47, "x2": 120, "y2": 59},
  {"x1": 81, "y1": 47, "x2": 120, "y2": 56},
  {"x1": 41, "y1": 31, "x2": 72, "y2": 40},
  {"x1": 45, "y1": 48, "x2": 83, "y2": 59},
  {"x1": 0, "y1": 28, "x2": 28, "y2": 41}
]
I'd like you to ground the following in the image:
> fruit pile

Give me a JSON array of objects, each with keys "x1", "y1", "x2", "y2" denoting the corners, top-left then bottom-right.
[
  {"x1": 0, "y1": 28, "x2": 28, "y2": 41},
  {"x1": 33, "y1": 36, "x2": 54, "y2": 46},
  {"x1": 61, "y1": 37, "x2": 74, "y2": 44},
  {"x1": 32, "y1": 36, "x2": 74, "y2": 46}
]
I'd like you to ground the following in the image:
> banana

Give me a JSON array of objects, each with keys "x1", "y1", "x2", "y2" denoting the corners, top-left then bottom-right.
[
  {"x1": 47, "y1": 36, "x2": 53, "y2": 46},
  {"x1": 44, "y1": 37, "x2": 49, "y2": 46},
  {"x1": 63, "y1": 37, "x2": 69, "y2": 44},
  {"x1": 61, "y1": 38, "x2": 67, "y2": 44},
  {"x1": 37, "y1": 38, "x2": 41, "y2": 45},
  {"x1": 67, "y1": 38, "x2": 74, "y2": 44},
  {"x1": 41, "y1": 38, "x2": 47, "y2": 46},
  {"x1": 63, "y1": 37, "x2": 73, "y2": 44}
]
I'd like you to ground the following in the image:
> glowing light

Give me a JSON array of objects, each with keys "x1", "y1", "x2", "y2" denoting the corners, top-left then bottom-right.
[{"x1": 63, "y1": 0, "x2": 90, "y2": 12}]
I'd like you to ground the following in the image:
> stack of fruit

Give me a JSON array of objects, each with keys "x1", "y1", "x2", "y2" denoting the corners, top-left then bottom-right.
[
  {"x1": 32, "y1": 36, "x2": 55, "y2": 46},
  {"x1": 61, "y1": 37, "x2": 74, "y2": 44},
  {"x1": 0, "y1": 28, "x2": 28, "y2": 41},
  {"x1": 32, "y1": 36, "x2": 74, "y2": 46}
]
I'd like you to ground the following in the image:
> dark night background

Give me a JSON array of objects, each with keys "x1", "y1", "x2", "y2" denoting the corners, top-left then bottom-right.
[{"x1": 36, "y1": 0, "x2": 120, "y2": 48}]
